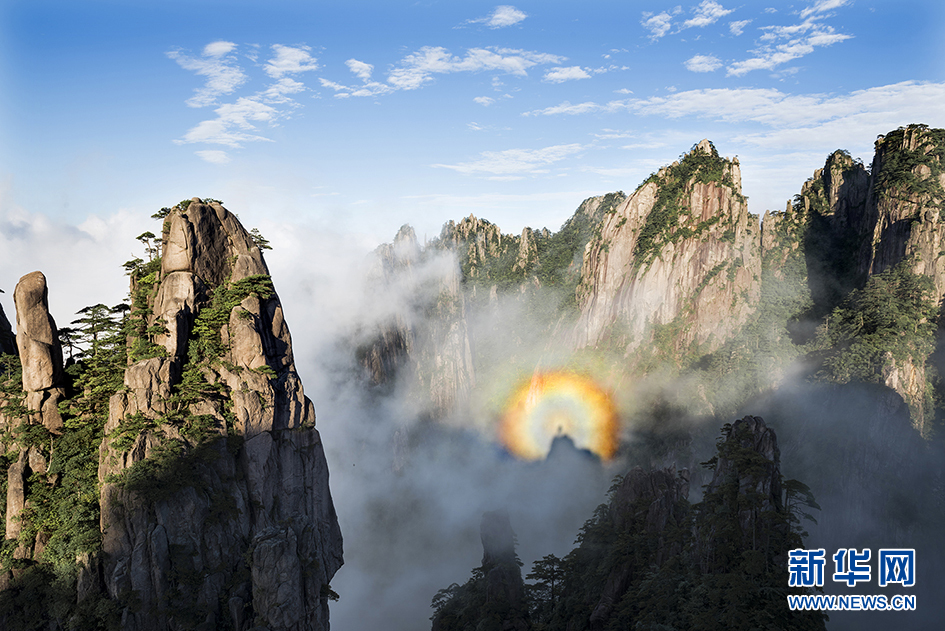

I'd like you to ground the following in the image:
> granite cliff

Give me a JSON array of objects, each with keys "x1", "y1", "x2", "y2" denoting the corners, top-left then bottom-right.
[
  {"x1": 573, "y1": 140, "x2": 760, "y2": 360},
  {"x1": 0, "y1": 199, "x2": 342, "y2": 631}
]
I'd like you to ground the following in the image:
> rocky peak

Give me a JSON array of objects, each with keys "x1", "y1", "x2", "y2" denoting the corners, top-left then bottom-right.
[
  {"x1": 479, "y1": 510, "x2": 529, "y2": 631},
  {"x1": 480, "y1": 509, "x2": 517, "y2": 567},
  {"x1": 513, "y1": 226, "x2": 537, "y2": 273},
  {"x1": 439, "y1": 215, "x2": 505, "y2": 279},
  {"x1": 703, "y1": 416, "x2": 784, "y2": 550},
  {"x1": 572, "y1": 140, "x2": 760, "y2": 360},
  {"x1": 392, "y1": 224, "x2": 421, "y2": 264},
  {"x1": 161, "y1": 198, "x2": 268, "y2": 286},
  {"x1": 864, "y1": 125, "x2": 945, "y2": 296},
  {"x1": 97, "y1": 200, "x2": 342, "y2": 631}
]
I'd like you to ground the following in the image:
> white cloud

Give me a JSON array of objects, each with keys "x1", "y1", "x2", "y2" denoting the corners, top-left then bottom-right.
[
  {"x1": 346, "y1": 59, "x2": 374, "y2": 81},
  {"x1": 800, "y1": 0, "x2": 851, "y2": 20},
  {"x1": 682, "y1": 1, "x2": 733, "y2": 29},
  {"x1": 593, "y1": 129, "x2": 634, "y2": 140},
  {"x1": 260, "y1": 77, "x2": 306, "y2": 103},
  {"x1": 685, "y1": 54, "x2": 723, "y2": 72},
  {"x1": 522, "y1": 82, "x2": 945, "y2": 150},
  {"x1": 543, "y1": 66, "x2": 591, "y2": 83},
  {"x1": 319, "y1": 78, "x2": 349, "y2": 93},
  {"x1": 432, "y1": 144, "x2": 584, "y2": 176},
  {"x1": 264, "y1": 44, "x2": 319, "y2": 78},
  {"x1": 729, "y1": 19, "x2": 752, "y2": 36},
  {"x1": 474, "y1": 96, "x2": 495, "y2": 106},
  {"x1": 195, "y1": 149, "x2": 230, "y2": 164},
  {"x1": 167, "y1": 42, "x2": 247, "y2": 108},
  {"x1": 176, "y1": 97, "x2": 279, "y2": 147},
  {"x1": 170, "y1": 41, "x2": 317, "y2": 153},
  {"x1": 469, "y1": 6, "x2": 528, "y2": 29},
  {"x1": 0, "y1": 200, "x2": 138, "y2": 322},
  {"x1": 728, "y1": 15, "x2": 852, "y2": 76},
  {"x1": 641, "y1": 11, "x2": 676, "y2": 40},
  {"x1": 524, "y1": 101, "x2": 617, "y2": 116},
  {"x1": 387, "y1": 46, "x2": 564, "y2": 91},
  {"x1": 203, "y1": 41, "x2": 236, "y2": 57},
  {"x1": 319, "y1": 59, "x2": 398, "y2": 98}
]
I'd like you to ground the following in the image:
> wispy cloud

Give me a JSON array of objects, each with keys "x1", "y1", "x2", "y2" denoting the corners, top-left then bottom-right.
[
  {"x1": 685, "y1": 54, "x2": 723, "y2": 72},
  {"x1": 468, "y1": 5, "x2": 528, "y2": 29},
  {"x1": 264, "y1": 44, "x2": 319, "y2": 78},
  {"x1": 388, "y1": 47, "x2": 564, "y2": 90},
  {"x1": 727, "y1": 13, "x2": 851, "y2": 76},
  {"x1": 260, "y1": 77, "x2": 306, "y2": 103},
  {"x1": 346, "y1": 59, "x2": 374, "y2": 81},
  {"x1": 543, "y1": 66, "x2": 591, "y2": 83},
  {"x1": 322, "y1": 46, "x2": 565, "y2": 98},
  {"x1": 432, "y1": 144, "x2": 584, "y2": 177},
  {"x1": 524, "y1": 101, "x2": 611, "y2": 116},
  {"x1": 318, "y1": 58, "x2": 397, "y2": 98},
  {"x1": 195, "y1": 149, "x2": 231, "y2": 164},
  {"x1": 172, "y1": 41, "x2": 320, "y2": 150},
  {"x1": 176, "y1": 97, "x2": 279, "y2": 147},
  {"x1": 166, "y1": 40, "x2": 246, "y2": 108},
  {"x1": 641, "y1": 9, "x2": 679, "y2": 40},
  {"x1": 682, "y1": 1, "x2": 733, "y2": 29},
  {"x1": 523, "y1": 81, "x2": 945, "y2": 152},
  {"x1": 474, "y1": 96, "x2": 496, "y2": 106},
  {"x1": 720, "y1": 1, "x2": 853, "y2": 76},
  {"x1": 799, "y1": 0, "x2": 851, "y2": 20},
  {"x1": 642, "y1": 2, "x2": 733, "y2": 39},
  {"x1": 729, "y1": 19, "x2": 752, "y2": 36}
]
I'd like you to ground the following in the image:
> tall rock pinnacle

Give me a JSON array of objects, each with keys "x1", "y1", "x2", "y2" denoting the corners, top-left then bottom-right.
[
  {"x1": 14, "y1": 271, "x2": 65, "y2": 432},
  {"x1": 97, "y1": 199, "x2": 342, "y2": 631}
]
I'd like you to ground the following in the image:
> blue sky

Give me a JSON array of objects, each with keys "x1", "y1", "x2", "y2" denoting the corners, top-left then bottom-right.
[{"x1": 1, "y1": 0, "x2": 944, "y2": 316}]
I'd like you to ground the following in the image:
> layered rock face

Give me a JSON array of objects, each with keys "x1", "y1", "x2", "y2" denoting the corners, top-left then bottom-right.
[
  {"x1": 97, "y1": 199, "x2": 342, "y2": 631},
  {"x1": 573, "y1": 140, "x2": 760, "y2": 359},
  {"x1": 359, "y1": 224, "x2": 475, "y2": 420},
  {"x1": 863, "y1": 125, "x2": 945, "y2": 296},
  {"x1": 785, "y1": 125, "x2": 945, "y2": 433}
]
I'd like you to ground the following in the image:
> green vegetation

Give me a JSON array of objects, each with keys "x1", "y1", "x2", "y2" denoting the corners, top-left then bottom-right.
[
  {"x1": 632, "y1": 141, "x2": 742, "y2": 270},
  {"x1": 430, "y1": 554, "x2": 528, "y2": 630},
  {"x1": 815, "y1": 261, "x2": 937, "y2": 394},
  {"x1": 431, "y1": 421, "x2": 825, "y2": 631},
  {"x1": 0, "y1": 297, "x2": 127, "y2": 629},
  {"x1": 0, "y1": 202, "x2": 278, "y2": 628},
  {"x1": 874, "y1": 124, "x2": 945, "y2": 213}
]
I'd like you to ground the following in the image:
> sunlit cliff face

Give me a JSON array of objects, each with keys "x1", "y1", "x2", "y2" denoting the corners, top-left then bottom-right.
[{"x1": 499, "y1": 371, "x2": 618, "y2": 461}]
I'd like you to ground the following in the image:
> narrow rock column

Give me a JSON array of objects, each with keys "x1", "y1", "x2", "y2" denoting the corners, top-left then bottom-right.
[{"x1": 14, "y1": 271, "x2": 65, "y2": 432}]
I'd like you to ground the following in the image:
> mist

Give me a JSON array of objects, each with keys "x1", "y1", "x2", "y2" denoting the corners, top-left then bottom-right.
[
  {"x1": 263, "y1": 225, "x2": 619, "y2": 631},
  {"x1": 226, "y1": 214, "x2": 945, "y2": 631},
  {"x1": 2, "y1": 197, "x2": 942, "y2": 630}
]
